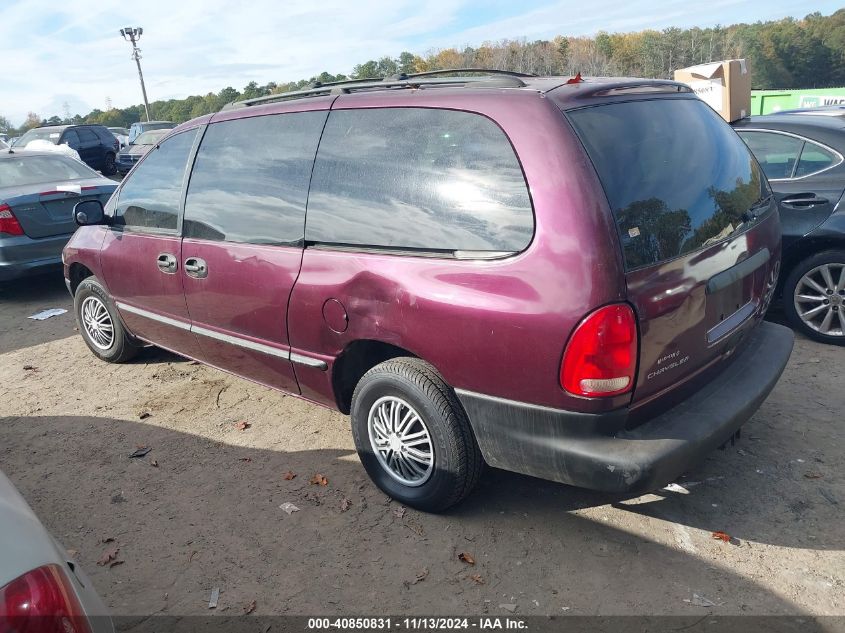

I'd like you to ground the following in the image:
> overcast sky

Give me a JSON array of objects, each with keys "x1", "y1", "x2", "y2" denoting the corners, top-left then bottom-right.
[{"x1": 2, "y1": 0, "x2": 839, "y2": 126}]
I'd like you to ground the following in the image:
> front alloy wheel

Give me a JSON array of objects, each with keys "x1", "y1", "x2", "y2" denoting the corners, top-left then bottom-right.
[{"x1": 80, "y1": 296, "x2": 115, "y2": 350}]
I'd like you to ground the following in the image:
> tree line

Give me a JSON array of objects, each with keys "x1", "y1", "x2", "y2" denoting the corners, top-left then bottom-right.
[{"x1": 2, "y1": 9, "x2": 843, "y2": 135}]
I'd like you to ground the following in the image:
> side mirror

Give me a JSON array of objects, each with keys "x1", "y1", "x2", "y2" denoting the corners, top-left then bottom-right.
[{"x1": 74, "y1": 200, "x2": 106, "y2": 226}]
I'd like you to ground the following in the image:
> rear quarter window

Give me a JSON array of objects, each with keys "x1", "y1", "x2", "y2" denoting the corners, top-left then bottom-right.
[
  {"x1": 567, "y1": 98, "x2": 767, "y2": 270},
  {"x1": 305, "y1": 107, "x2": 533, "y2": 254}
]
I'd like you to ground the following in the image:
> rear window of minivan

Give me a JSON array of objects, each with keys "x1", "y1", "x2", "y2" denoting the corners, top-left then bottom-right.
[
  {"x1": 567, "y1": 98, "x2": 767, "y2": 270},
  {"x1": 305, "y1": 108, "x2": 533, "y2": 255}
]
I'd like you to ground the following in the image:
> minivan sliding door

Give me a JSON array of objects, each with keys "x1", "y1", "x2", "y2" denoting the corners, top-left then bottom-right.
[{"x1": 180, "y1": 109, "x2": 329, "y2": 393}]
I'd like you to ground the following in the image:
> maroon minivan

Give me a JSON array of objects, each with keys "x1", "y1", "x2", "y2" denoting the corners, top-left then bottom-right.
[{"x1": 64, "y1": 71, "x2": 794, "y2": 511}]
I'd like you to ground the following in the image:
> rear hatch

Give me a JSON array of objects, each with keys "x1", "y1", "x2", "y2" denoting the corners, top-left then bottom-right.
[
  {"x1": 564, "y1": 96, "x2": 779, "y2": 408},
  {"x1": 0, "y1": 154, "x2": 115, "y2": 238}
]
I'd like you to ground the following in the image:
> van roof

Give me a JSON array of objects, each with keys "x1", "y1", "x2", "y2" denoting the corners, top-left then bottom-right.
[{"x1": 221, "y1": 70, "x2": 693, "y2": 112}]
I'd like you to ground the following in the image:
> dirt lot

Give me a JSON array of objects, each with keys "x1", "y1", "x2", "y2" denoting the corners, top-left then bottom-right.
[{"x1": 0, "y1": 274, "x2": 843, "y2": 622}]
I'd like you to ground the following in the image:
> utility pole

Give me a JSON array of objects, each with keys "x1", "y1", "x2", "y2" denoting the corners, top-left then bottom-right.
[{"x1": 120, "y1": 27, "x2": 151, "y2": 122}]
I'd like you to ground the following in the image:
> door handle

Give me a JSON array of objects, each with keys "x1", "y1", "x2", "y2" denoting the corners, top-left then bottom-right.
[
  {"x1": 156, "y1": 253, "x2": 177, "y2": 274},
  {"x1": 184, "y1": 257, "x2": 208, "y2": 279},
  {"x1": 781, "y1": 194, "x2": 829, "y2": 208}
]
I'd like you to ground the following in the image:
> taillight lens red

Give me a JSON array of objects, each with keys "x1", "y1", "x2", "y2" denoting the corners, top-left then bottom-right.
[
  {"x1": 0, "y1": 204, "x2": 24, "y2": 236},
  {"x1": 0, "y1": 564, "x2": 92, "y2": 633},
  {"x1": 560, "y1": 303, "x2": 638, "y2": 397}
]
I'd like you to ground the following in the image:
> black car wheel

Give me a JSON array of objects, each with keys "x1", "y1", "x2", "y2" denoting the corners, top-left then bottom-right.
[
  {"x1": 783, "y1": 250, "x2": 845, "y2": 346},
  {"x1": 74, "y1": 278, "x2": 140, "y2": 362},
  {"x1": 350, "y1": 358, "x2": 483, "y2": 512},
  {"x1": 101, "y1": 153, "x2": 117, "y2": 176}
]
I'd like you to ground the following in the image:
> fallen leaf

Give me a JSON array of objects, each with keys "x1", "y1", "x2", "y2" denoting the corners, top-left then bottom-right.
[
  {"x1": 458, "y1": 552, "x2": 476, "y2": 565},
  {"x1": 23, "y1": 365, "x2": 37, "y2": 371},
  {"x1": 711, "y1": 531, "x2": 731, "y2": 542},
  {"x1": 138, "y1": 410, "x2": 151, "y2": 420},
  {"x1": 234, "y1": 420, "x2": 251, "y2": 431},
  {"x1": 309, "y1": 473, "x2": 328, "y2": 486},
  {"x1": 340, "y1": 497, "x2": 352, "y2": 512},
  {"x1": 283, "y1": 470, "x2": 296, "y2": 480},
  {"x1": 804, "y1": 472, "x2": 823, "y2": 479},
  {"x1": 129, "y1": 446, "x2": 152, "y2": 458},
  {"x1": 279, "y1": 502, "x2": 300, "y2": 514},
  {"x1": 470, "y1": 574, "x2": 485, "y2": 584},
  {"x1": 109, "y1": 559, "x2": 124, "y2": 568},
  {"x1": 244, "y1": 600, "x2": 256, "y2": 615},
  {"x1": 97, "y1": 544, "x2": 120, "y2": 566},
  {"x1": 413, "y1": 569, "x2": 429, "y2": 584},
  {"x1": 392, "y1": 506, "x2": 406, "y2": 519},
  {"x1": 150, "y1": 459, "x2": 159, "y2": 468}
]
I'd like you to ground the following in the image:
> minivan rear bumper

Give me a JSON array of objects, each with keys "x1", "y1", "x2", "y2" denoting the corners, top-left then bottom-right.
[{"x1": 456, "y1": 321, "x2": 794, "y2": 493}]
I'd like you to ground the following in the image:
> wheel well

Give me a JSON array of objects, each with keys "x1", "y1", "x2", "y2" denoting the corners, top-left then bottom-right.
[
  {"x1": 778, "y1": 237, "x2": 845, "y2": 296},
  {"x1": 68, "y1": 263, "x2": 94, "y2": 295},
  {"x1": 332, "y1": 340, "x2": 417, "y2": 414}
]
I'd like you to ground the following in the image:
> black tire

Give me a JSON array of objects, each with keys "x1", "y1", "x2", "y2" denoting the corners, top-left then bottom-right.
[
  {"x1": 350, "y1": 358, "x2": 483, "y2": 512},
  {"x1": 74, "y1": 277, "x2": 140, "y2": 362},
  {"x1": 101, "y1": 153, "x2": 117, "y2": 176},
  {"x1": 782, "y1": 249, "x2": 845, "y2": 346}
]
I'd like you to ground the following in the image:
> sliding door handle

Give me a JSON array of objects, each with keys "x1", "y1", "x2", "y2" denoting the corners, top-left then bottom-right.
[{"x1": 184, "y1": 257, "x2": 208, "y2": 278}]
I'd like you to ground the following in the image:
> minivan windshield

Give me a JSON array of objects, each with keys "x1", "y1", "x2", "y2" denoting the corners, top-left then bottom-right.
[{"x1": 567, "y1": 98, "x2": 768, "y2": 270}]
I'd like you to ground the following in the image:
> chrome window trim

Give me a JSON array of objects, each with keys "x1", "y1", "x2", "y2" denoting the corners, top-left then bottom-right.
[
  {"x1": 736, "y1": 128, "x2": 844, "y2": 182},
  {"x1": 114, "y1": 301, "x2": 328, "y2": 369}
]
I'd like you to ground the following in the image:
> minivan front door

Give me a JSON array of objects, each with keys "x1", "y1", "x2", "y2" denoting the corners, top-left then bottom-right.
[
  {"x1": 179, "y1": 109, "x2": 330, "y2": 393},
  {"x1": 99, "y1": 127, "x2": 203, "y2": 357}
]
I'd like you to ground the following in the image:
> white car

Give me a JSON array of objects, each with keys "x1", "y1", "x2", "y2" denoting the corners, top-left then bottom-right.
[
  {"x1": 107, "y1": 127, "x2": 130, "y2": 150},
  {"x1": 0, "y1": 469, "x2": 113, "y2": 631}
]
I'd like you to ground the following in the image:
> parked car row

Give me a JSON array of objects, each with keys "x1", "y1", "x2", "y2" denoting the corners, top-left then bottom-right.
[{"x1": 6, "y1": 121, "x2": 176, "y2": 176}]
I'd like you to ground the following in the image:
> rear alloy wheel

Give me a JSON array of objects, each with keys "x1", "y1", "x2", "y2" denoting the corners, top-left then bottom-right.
[
  {"x1": 784, "y1": 250, "x2": 845, "y2": 346},
  {"x1": 74, "y1": 277, "x2": 140, "y2": 362},
  {"x1": 101, "y1": 153, "x2": 117, "y2": 176},
  {"x1": 351, "y1": 358, "x2": 483, "y2": 512}
]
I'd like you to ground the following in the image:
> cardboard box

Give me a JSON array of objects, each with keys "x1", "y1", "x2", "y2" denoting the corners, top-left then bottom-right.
[{"x1": 674, "y1": 59, "x2": 751, "y2": 123}]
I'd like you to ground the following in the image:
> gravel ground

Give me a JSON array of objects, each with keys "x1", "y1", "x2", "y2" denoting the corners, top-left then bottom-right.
[{"x1": 0, "y1": 273, "x2": 843, "y2": 622}]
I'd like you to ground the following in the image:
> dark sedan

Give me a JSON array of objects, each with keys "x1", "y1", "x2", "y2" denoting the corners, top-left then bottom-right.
[
  {"x1": 734, "y1": 113, "x2": 845, "y2": 345},
  {"x1": 0, "y1": 150, "x2": 116, "y2": 281},
  {"x1": 116, "y1": 129, "x2": 169, "y2": 175}
]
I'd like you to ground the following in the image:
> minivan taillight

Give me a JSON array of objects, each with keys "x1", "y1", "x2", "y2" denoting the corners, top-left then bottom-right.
[
  {"x1": 560, "y1": 303, "x2": 638, "y2": 397},
  {"x1": 0, "y1": 204, "x2": 24, "y2": 236},
  {"x1": 0, "y1": 564, "x2": 92, "y2": 633}
]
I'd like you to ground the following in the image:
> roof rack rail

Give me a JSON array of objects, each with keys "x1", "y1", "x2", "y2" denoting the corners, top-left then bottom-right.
[
  {"x1": 388, "y1": 68, "x2": 537, "y2": 80},
  {"x1": 221, "y1": 68, "x2": 534, "y2": 111}
]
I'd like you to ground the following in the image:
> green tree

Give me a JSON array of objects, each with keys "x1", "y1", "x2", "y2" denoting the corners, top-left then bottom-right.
[{"x1": 398, "y1": 51, "x2": 416, "y2": 74}]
